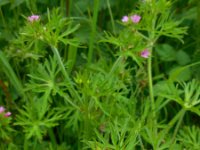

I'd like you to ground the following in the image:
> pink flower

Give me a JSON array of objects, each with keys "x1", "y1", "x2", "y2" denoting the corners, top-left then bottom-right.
[
  {"x1": 130, "y1": 14, "x2": 141, "y2": 23},
  {"x1": 28, "y1": 15, "x2": 40, "y2": 22},
  {"x1": 141, "y1": 49, "x2": 150, "y2": 58},
  {"x1": 0, "y1": 106, "x2": 5, "y2": 113},
  {"x1": 4, "y1": 112, "x2": 11, "y2": 117},
  {"x1": 121, "y1": 16, "x2": 129, "y2": 22}
]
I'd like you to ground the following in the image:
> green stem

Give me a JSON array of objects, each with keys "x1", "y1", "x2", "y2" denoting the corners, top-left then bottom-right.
[
  {"x1": 58, "y1": 90, "x2": 80, "y2": 110},
  {"x1": 65, "y1": 0, "x2": 72, "y2": 17},
  {"x1": 88, "y1": 0, "x2": 100, "y2": 64},
  {"x1": 147, "y1": 49, "x2": 157, "y2": 133},
  {"x1": 67, "y1": 45, "x2": 78, "y2": 74},
  {"x1": 48, "y1": 128, "x2": 57, "y2": 148},
  {"x1": 139, "y1": 135, "x2": 145, "y2": 150},
  {"x1": 24, "y1": 139, "x2": 29, "y2": 150},
  {"x1": 108, "y1": 56, "x2": 124, "y2": 76},
  {"x1": 97, "y1": 55, "x2": 124, "y2": 92},
  {"x1": 159, "y1": 109, "x2": 185, "y2": 139},
  {"x1": 169, "y1": 110, "x2": 186, "y2": 149},
  {"x1": 152, "y1": 109, "x2": 186, "y2": 150},
  {"x1": 106, "y1": 0, "x2": 115, "y2": 34},
  {"x1": 33, "y1": 138, "x2": 37, "y2": 150},
  {"x1": 51, "y1": 46, "x2": 81, "y2": 102},
  {"x1": 148, "y1": 0, "x2": 157, "y2": 135}
]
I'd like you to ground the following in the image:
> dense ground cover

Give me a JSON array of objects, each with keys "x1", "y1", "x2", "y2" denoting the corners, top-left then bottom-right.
[{"x1": 0, "y1": 0, "x2": 200, "y2": 149}]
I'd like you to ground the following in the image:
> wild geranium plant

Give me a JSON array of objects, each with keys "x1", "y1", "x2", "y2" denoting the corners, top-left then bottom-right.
[
  {"x1": 100, "y1": 0, "x2": 188, "y2": 149},
  {"x1": 0, "y1": 0, "x2": 199, "y2": 149}
]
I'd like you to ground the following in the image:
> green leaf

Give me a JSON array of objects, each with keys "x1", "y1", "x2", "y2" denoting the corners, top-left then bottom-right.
[
  {"x1": 169, "y1": 66, "x2": 192, "y2": 82},
  {"x1": 0, "y1": 51, "x2": 24, "y2": 96},
  {"x1": 169, "y1": 61, "x2": 200, "y2": 82},
  {"x1": 155, "y1": 44, "x2": 176, "y2": 61},
  {"x1": 176, "y1": 50, "x2": 191, "y2": 65}
]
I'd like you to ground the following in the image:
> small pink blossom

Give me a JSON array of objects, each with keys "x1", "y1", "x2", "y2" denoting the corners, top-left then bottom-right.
[
  {"x1": 121, "y1": 16, "x2": 129, "y2": 22},
  {"x1": 4, "y1": 112, "x2": 11, "y2": 117},
  {"x1": 141, "y1": 49, "x2": 150, "y2": 58},
  {"x1": 130, "y1": 14, "x2": 141, "y2": 23},
  {"x1": 0, "y1": 106, "x2": 5, "y2": 113},
  {"x1": 28, "y1": 15, "x2": 40, "y2": 22}
]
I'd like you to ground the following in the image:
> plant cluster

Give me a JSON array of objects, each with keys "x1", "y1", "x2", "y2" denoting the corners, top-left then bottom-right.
[{"x1": 0, "y1": 0, "x2": 200, "y2": 149}]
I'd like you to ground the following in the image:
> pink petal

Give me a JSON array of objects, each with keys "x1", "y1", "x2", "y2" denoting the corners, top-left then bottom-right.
[
  {"x1": 28, "y1": 15, "x2": 40, "y2": 22},
  {"x1": 122, "y1": 16, "x2": 129, "y2": 22},
  {"x1": 4, "y1": 112, "x2": 11, "y2": 117},
  {"x1": 0, "y1": 106, "x2": 5, "y2": 113},
  {"x1": 141, "y1": 49, "x2": 150, "y2": 58},
  {"x1": 130, "y1": 14, "x2": 141, "y2": 23}
]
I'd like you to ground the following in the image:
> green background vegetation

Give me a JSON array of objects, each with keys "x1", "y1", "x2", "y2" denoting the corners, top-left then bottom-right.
[{"x1": 0, "y1": 0, "x2": 200, "y2": 149}]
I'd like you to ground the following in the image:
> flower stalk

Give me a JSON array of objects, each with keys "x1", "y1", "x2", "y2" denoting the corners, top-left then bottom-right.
[{"x1": 147, "y1": 49, "x2": 156, "y2": 126}]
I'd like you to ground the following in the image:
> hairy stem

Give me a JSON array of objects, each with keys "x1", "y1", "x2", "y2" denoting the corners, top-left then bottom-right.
[{"x1": 147, "y1": 49, "x2": 157, "y2": 133}]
